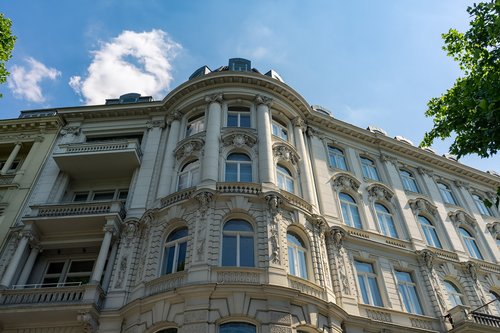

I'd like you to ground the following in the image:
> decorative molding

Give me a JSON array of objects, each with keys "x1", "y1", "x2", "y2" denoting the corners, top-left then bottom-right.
[
  {"x1": 292, "y1": 116, "x2": 305, "y2": 128},
  {"x1": 204, "y1": 93, "x2": 223, "y2": 104},
  {"x1": 61, "y1": 126, "x2": 80, "y2": 136},
  {"x1": 366, "y1": 182, "x2": 394, "y2": 202},
  {"x1": 146, "y1": 119, "x2": 165, "y2": 129},
  {"x1": 266, "y1": 194, "x2": 283, "y2": 264},
  {"x1": 464, "y1": 261, "x2": 478, "y2": 281},
  {"x1": 331, "y1": 172, "x2": 361, "y2": 193},
  {"x1": 486, "y1": 221, "x2": 500, "y2": 238},
  {"x1": 166, "y1": 110, "x2": 182, "y2": 124},
  {"x1": 114, "y1": 255, "x2": 128, "y2": 289},
  {"x1": 195, "y1": 191, "x2": 213, "y2": 214},
  {"x1": 77, "y1": 311, "x2": 98, "y2": 333},
  {"x1": 453, "y1": 180, "x2": 470, "y2": 190},
  {"x1": 123, "y1": 219, "x2": 139, "y2": 248},
  {"x1": 448, "y1": 210, "x2": 476, "y2": 229},
  {"x1": 416, "y1": 249, "x2": 436, "y2": 270},
  {"x1": 408, "y1": 197, "x2": 438, "y2": 217},
  {"x1": 255, "y1": 94, "x2": 273, "y2": 107},
  {"x1": 221, "y1": 130, "x2": 257, "y2": 148},
  {"x1": 273, "y1": 144, "x2": 300, "y2": 165},
  {"x1": 174, "y1": 138, "x2": 205, "y2": 160},
  {"x1": 417, "y1": 167, "x2": 434, "y2": 178},
  {"x1": 380, "y1": 154, "x2": 398, "y2": 168}
]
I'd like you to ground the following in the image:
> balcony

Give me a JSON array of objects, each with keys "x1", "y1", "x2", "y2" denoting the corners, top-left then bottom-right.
[
  {"x1": 23, "y1": 200, "x2": 125, "y2": 240},
  {"x1": 53, "y1": 139, "x2": 141, "y2": 179},
  {"x1": 0, "y1": 283, "x2": 104, "y2": 327},
  {"x1": 447, "y1": 305, "x2": 500, "y2": 333}
]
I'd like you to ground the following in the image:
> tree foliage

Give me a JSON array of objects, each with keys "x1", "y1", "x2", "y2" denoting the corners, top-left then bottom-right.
[
  {"x1": 0, "y1": 13, "x2": 16, "y2": 98},
  {"x1": 421, "y1": 0, "x2": 500, "y2": 159}
]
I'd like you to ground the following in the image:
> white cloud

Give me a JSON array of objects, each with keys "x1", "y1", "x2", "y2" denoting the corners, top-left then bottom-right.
[
  {"x1": 8, "y1": 57, "x2": 61, "y2": 103},
  {"x1": 69, "y1": 29, "x2": 181, "y2": 105}
]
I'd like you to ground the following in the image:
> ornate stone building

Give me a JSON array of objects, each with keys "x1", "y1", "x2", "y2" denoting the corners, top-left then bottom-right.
[{"x1": 0, "y1": 58, "x2": 499, "y2": 333}]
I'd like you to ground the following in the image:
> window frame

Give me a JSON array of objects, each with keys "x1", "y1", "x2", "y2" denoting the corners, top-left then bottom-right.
[
  {"x1": 444, "y1": 280, "x2": 465, "y2": 308},
  {"x1": 437, "y1": 182, "x2": 458, "y2": 205},
  {"x1": 472, "y1": 193, "x2": 492, "y2": 216},
  {"x1": 328, "y1": 146, "x2": 348, "y2": 171},
  {"x1": 339, "y1": 192, "x2": 363, "y2": 229},
  {"x1": 219, "y1": 322, "x2": 256, "y2": 333},
  {"x1": 399, "y1": 169, "x2": 419, "y2": 193},
  {"x1": 360, "y1": 156, "x2": 380, "y2": 181},
  {"x1": 271, "y1": 118, "x2": 289, "y2": 141},
  {"x1": 374, "y1": 203, "x2": 398, "y2": 238},
  {"x1": 395, "y1": 270, "x2": 424, "y2": 315},
  {"x1": 185, "y1": 113, "x2": 205, "y2": 137},
  {"x1": 458, "y1": 227, "x2": 483, "y2": 260},
  {"x1": 276, "y1": 164, "x2": 295, "y2": 193},
  {"x1": 225, "y1": 153, "x2": 253, "y2": 182},
  {"x1": 418, "y1": 215, "x2": 443, "y2": 249},
  {"x1": 41, "y1": 258, "x2": 96, "y2": 287},
  {"x1": 177, "y1": 160, "x2": 200, "y2": 190},
  {"x1": 354, "y1": 260, "x2": 384, "y2": 307},
  {"x1": 162, "y1": 227, "x2": 188, "y2": 275},
  {"x1": 227, "y1": 106, "x2": 251, "y2": 128},
  {"x1": 287, "y1": 231, "x2": 308, "y2": 279},
  {"x1": 221, "y1": 219, "x2": 255, "y2": 267}
]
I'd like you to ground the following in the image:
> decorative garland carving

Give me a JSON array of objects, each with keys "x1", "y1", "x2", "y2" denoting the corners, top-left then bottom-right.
[
  {"x1": 221, "y1": 130, "x2": 257, "y2": 148},
  {"x1": 366, "y1": 183, "x2": 394, "y2": 202},
  {"x1": 331, "y1": 172, "x2": 361, "y2": 193},
  {"x1": 174, "y1": 138, "x2": 205, "y2": 160},
  {"x1": 408, "y1": 197, "x2": 437, "y2": 217},
  {"x1": 448, "y1": 210, "x2": 476, "y2": 229},
  {"x1": 273, "y1": 144, "x2": 299, "y2": 165}
]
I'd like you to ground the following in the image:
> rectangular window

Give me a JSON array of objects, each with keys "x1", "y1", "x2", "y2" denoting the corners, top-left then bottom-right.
[
  {"x1": 395, "y1": 271, "x2": 423, "y2": 315},
  {"x1": 355, "y1": 261, "x2": 383, "y2": 306},
  {"x1": 73, "y1": 192, "x2": 89, "y2": 202},
  {"x1": 227, "y1": 106, "x2": 251, "y2": 128},
  {"x1": 92, "y1": 191, "x2": 115, "y2": 201}
]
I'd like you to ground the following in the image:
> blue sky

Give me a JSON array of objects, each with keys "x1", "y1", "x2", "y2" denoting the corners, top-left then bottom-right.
[{"x1": 1, "y1": 0, "x2": 499, "y2": 173}]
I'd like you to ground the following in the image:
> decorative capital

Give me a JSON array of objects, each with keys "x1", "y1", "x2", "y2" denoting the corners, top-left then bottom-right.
[
  {"x1": 175, "y1": 138, "x2": 205, "y2": 160},
  {"x1": 146, "y1": 119, "x2": 165, "y2": 129},
  {"x1": 255, "y1": 94, "x2": 273, "y2": 107},
  {"x1": 310, "y1": 214, "x2": 327, "y2": 233},
  {"x1": 103, "y1": 224, "x2": 117, "y2": 236},
  {"x1": 195, "y1": 191, "x2": 213, "y2": 213},
  {"x1": 453, "y1": 180, "x2": 470, "y2": 190},
  {"x1": 416, "y1": 249, "x2": 436, "y2": 270},
  {"x1": 464, "y1": 261, "x2": 478, "y2": 281},
  {"x1": 273, "y1": 144, "x2": 299, "y2": 165},
  {"x1": 329, "y1": 226, "x2": 346, "y2": 249},
  {"x1": 34, "y1": 135, "x2": 45, "y2": 142},
  {"x1": 205, "y1": 93, "x2": 223, "y2": 104},
  {"x1": 292, "y1": 117, "x2": 305, "y2": 128},
  {"x1": 380, "y1": 154, "x2": 398, "y2": 168},
  {"x1": 123, "y1": 220, "x2": 139, "y2": 247},
  {"x1": 221, "y1": 131, "x2": 257, "y2": 148},
  {"x1": 166, "y1": 110, "x2": 182, "y2": 124}
]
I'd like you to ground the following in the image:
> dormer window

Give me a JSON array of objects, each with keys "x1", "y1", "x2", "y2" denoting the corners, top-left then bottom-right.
[{"x1": 228, "y1": 58, "x2": 251, "y2": 72}]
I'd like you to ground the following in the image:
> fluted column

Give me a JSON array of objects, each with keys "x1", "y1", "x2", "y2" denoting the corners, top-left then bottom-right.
[
  {"x1": 1, "y1": 142, "x2": 22, "y2": 174},
  {"x1": 256, "y1": 95, "x2": 275, "y2": 185},
  {"x1": 201, "y1": 94, "x2": 223, "y2": 186},
  {"x1": 17, "y1": 244, "x2": 41, "y2": 286},
  {"x1": 90, "y1": 222, "x2": 117, "y2": 284},
  {"x1": 1, "y1": 230, "x2": 35, "y2": 287},
  {"x1": 157, "y1": 112, "x2": 181, "y2": 198},
  {"x1": 293, "y1": 117, "x2": 318, "y2": 211}
]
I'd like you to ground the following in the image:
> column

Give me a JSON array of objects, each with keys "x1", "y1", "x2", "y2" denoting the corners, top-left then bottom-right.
[
  {"x1": 201, "y1": 94, "x2": 223, "y2": 186},
  {"x1": 1, "y1": 231, "x2": 33, "y2": 287},
  {"x1": 157, "y1": 112, "x2": 181, "y2": 197},
  {"x1": 16, "y1": 244, "x2": 41, "y2": 286},
  {"x1": 293, "y1": 117, "x2": 318, "y2": 211},
  {"x1": 1, "y1": 142, "x2": 22, "y2": 174},
  {"x1": 256, "y1": 95, "x2": 275, "y2": 185},
  {"x1": 90, "y1": 222, "x2": 116, "y2": 284},
  {"x1": 101, "y1": 241, "x2": 118, "y2": 291}
]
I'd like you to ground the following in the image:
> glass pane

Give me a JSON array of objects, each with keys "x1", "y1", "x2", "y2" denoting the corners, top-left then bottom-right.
[
  {"x1": 287, "y1": 233, "x2": 305, "y2": 247},
  {"x1": 220, "y1": 322, "x2": 256, "y2": 333},
  {"x1": 225, "y1": 163, "x2": 238, "y2": 182},
  {"x1": 228, "y1": 153, "x2": 251, "y2": 161},
  {"x1": 358, "y1": 276, "x2": 370, "y2": 304},
  {"x1": 68, "y1": 260, "x2": 94, "y2": 273},
  {"x1": 167, "y1": 228, "x2": 188, "y2": 242},
  {"x1": 92, "y1": 192, "x2": 115, "y2": 201},
  {"x1": 240, "y1": 236, "x2": 254, "y2": 267},
  {"x1": 46, "y1": 262, "x2": 65, "y2": 274},
  {"x1": 350, "y1": 205, "x2": 362, "y2": 229},
  {"x1": 65, "y1": 276, "x2": 90, "y2": 285},
  {"x1": 177, "y1": 242, "x2": 187, "y2": 272},
  {"x1": 355, "y1": 261, "x2": 373, "y2": 273},
  {"x1": 298, "y1": 250, "x2": 307, "y2": 278},
  {"x1": 399, "y1": 284, "x2": 412, "y2": 312},
  {"x1": 227, "y1": 114, "x2": 238, "y2": 127},
  {"x1": 288, "y1": 246, "x2": 296, "y2": 275},
  {"x1": 224, "y1": 220, "x2": 253, "y2": 232},
  {"x1": 222, "y1": 235, "x2": 237, "y2": 266},
  {"x1": 408, "y1": 285, "x2": 423, "y2": 314},
  {"x1": 164, "y1": 246, "x2": 175, "y2": 274},
  {"x1": 73, "y1": 193, "x2": 88, "y2": 202},
  {"x1": 341, "y1": 203, "x2": 351, "y2": 226},
  {"x1": 178, "y1": 173, "x2": 188, "y2": 190},
  {"x1": 369, "y1": 276, "x2": 383, "y2": 306},
  {"x1": 240, "y1": 164, "x2": 252, "y2": 182},
  {"x1": 240, "y1": 115, "x2": 251, "y2": 128}
]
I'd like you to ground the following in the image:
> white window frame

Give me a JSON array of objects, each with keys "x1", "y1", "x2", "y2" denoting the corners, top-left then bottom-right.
[
  {"x1": 328, "y1": 146, "x2": 348, "y2": 171},
  {"x1": 287, "y1": 231, "x2": 308, "y2": 279},
  {"x1": 225, "y1": 153, "x2": 252, "y2": 182},
  {"x1": 375, "y1": 203, "x2": 398, "y2": 238},
  {"x1": 272, "y1": 119, "x2": 288, "y2": 141},
  {"x1": 177, "y1": 160, "x2": 200, "y2": 190},
  {"x1": 444, "y1": 280, "x2": 465, "y2": 308},
  {"x1": 400, "y1": 170, "x2": 419, "y2": 193},
  {"x1": 162, "y1": 228, "x2": 188, "y2": 275},
  {"x1": 42, "y1": 259, "x2": 95, "y2": 287},
  {"x1": 395, "y1": 270, "x2": 423, "y2": 315},
  {"x1": 354, "y1": 260, "x2": 383, "y2": 306},
  {"x1": 221, "y1": 220, "x2": 255, "y2": 267},
  {"x1": 360, "y1": 157, "x2": 380, "y2": 181},
  {"x1": 458, "y1": 227, "x2": 483, "y2": 260},
  {"x1": 437, "y1": 182, "x2": 458, "y2": 205},
  {"x1": 472, "y1": 194, "x2": 492, "y2": 216},
  {"x1": 227, "y1": 106, "x2": 251, "y2": 128},
  {"x1": 339, "y1": 192, "x2": 363, "y2": 229},
  {"x1": 276, "y1": 164, "x2": 294, "y2": 193},
  {"x1": 185, "y1": 114, "x2": 205, "y2": 137},
  {"x1": 418, "y1": 215, "x2": 443, "y2": 249}
]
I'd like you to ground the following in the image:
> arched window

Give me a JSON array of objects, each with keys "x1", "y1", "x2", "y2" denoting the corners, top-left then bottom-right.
[
  {"x1": 328, "y1": 147, "x2": 347, "y2": 171},
  {"x1": 472, "y1": 194, "x2": 492, "y2": 216},
  {"x1": 458, "y1": 227, "x2": 483, "y2": 259},
  {"x1": 339, "y1": 193, "x2": 362, "y2": 229},
  {"x1": 489, "y1": 291, "x2": 500, "y2": 315},
  {"x1": 162, "y1": 228, "x2": 188, "y2": 275},
  {"x1": 186, "y1": 114, "x2": 205, "y2": 137},
  {"x1": 276, "y1": 164, "x2": 294, "y2": 192},
  {"x1": 360, "y1": 157, "x2": 380, "y2": 181},
  {"x1": 225, "y1": 153, "x2": 252, "y2": 182},
  {"x1": 272, "y1": 119, "x2": 288, "y2": 140},
  {"x1": 287, "y1": 231, "x2": 308, "y2": 279},
  {"x1": 155, "y1": 329, "x2": 177, "y2": 333},
  {"x1": 400, "y1": 170, "x2": 419, "y2": 193},
  {"x1": 220, "y1": 322, "x2": 256, "y2": 333},
  {"x1": 178, "y1": 160, "x2": 200, "y2": 190},
  {"x1": 437, "y1": 182, "x2": 457, "y2": 205},
  {"x1": 375, "y1": 203, "x2": 398, "y2": 238},
  {"x1": 222, "y1": 220, "x2": 254, "y2": 267},
  {"x1": 227, "y1": 106, "x2": 251, "y2": 128},
  {"x1": 444, "y1": 281, "x2": 465, "y2": 307},
  {"x1": 418, "y1": 216, "x2": 442, "y2": 248}
]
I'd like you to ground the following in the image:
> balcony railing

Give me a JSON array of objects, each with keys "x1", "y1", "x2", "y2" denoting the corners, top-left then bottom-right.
[
  {"x1": 29, "y1": 200, "x2": 126, "y2": 219},
  {"x1": 448, "y1": 304, "x2": 500, "y2": 331},
  {"x1": 217, "y1": 182, "x2": 262, "y2": 195},
  {"x1": 471, "y1": 312, "x2": 500, "y2": 328},
  {"x1": 58, "y1": 139, "x2": 142, "y2": 157}
]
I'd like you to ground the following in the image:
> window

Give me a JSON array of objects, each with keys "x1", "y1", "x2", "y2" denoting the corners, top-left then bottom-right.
[
  {"x1": 42, "y1": 259, "x2": 95, "y2": 287},
  {"x1": 328, "y1": 147, "x2": 347, "y2": 171},
  {"x1": 418, "y1": 216, "x2": 442, "y2": 248},
  {"x1": 355, "y1": 261, "x2": 383, "y2": 306},
  {"x1": 225, "y1": 153, "x2": 252, "y2": 182},
  {"x1": 222, "y1": 220, "x2": 254, "y2": 267},
  {"x1": 220, "y1": 323, "x2": 256, "y2": 333},
  {"x1": 272, "y1": 119, "x2": 288, "y2": 140},
  {"x1": 360, "y1": 157, "x2": 380, "y2": 181},
  {"x1": 92, "y1": 191, "x2": 115, "y2": 201},
  {"x1": 227, "y1": 106, "x2": 251, "y2": 128},
  {"x1": 437, "y1": 182, "x2": 457, "y2": 205},
  {"x1": 72, "y1": 189, "x2": 128, "y2": 202},
  {"x1": 444, "y1": 281, "x2": 465, "y2": 307},
  {"x1": 375, "y1": 203, "x2": 398, "y2": 238},
  {"x1": 178, "y1": 160, "x2": 200, "y2": 190},
  {"x1": 400, "y1": 170, "x2": 419, "y2": 192},
  {"x1": 0, "y1": 160, "x2": 20, "y2": 173},
  {"x1": 276, "y1": 164, "x2": 294, "y2": 192},
  {"x1": 287, "y1": 232, "x2": 308, "y2": 279},
  {"x1": 489, "y1": 291, "x2": 500, "y2": 315},
  {"x1": 162, "y1": 228, "x2": 188, "y2": 275},
  {"x1": 458, "y1": 227, "x2": 483, "y2": 259},
  {"x1": 186, "y1": 114, "x2": 205, "y2": 137},
  {"x1": 472, "y1": 194, "x2": 492, "y2": 216},
  {"x1": 339, "y1": 193, "x2": 362, "y2": 229},
  {"x1": 395, "y1": 271, "x2": 423, "y2": 314}
]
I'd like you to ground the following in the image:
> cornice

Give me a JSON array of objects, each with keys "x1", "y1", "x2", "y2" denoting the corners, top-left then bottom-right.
[{"x1": 0, "y1": 115, "x2": 63, "y2": 134}]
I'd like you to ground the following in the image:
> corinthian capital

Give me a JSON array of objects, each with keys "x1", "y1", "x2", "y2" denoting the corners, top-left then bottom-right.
[
  {"x1": 255, "y1": 94, "x2": 273, "y2": 107},
  {"x1": 205, "y1": 93, "x2": 224, "y2": 104}
]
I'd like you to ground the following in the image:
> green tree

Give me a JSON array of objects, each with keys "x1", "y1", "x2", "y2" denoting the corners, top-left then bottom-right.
[
  {"x1": 421, "y1": 0, "x2": 500, "y2": 206},
  {"x1": 0, "y1": 13, "x2": 16, "y2": 98}
]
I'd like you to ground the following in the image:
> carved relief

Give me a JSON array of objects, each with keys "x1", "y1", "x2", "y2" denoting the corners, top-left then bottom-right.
[
  {"x1": 255, "y1": 94, "x2": 273, "y2": 106},
  {"x1": 175, "y1": 138, "x2": 205, "y2": 160},
  {"x1": 273, "y1": 144, "x2": 299, "y2": 165},
  {"x1": 266, "y1": 194, "x2": 283, "y2": 264},
  {"x1": 366, "y1": 183, "x2": 394, "y2": 202},
  {"x1": 380, "y1": 154, "x2": 398, "y2": 168},
  {"x1": 448, "y1": 210, "x2": 476, "y2": 229},
  {"x1": 195, "y1": 192, "x2": 213, "y2": 261},
  {"x1": 416, "y1": 249, "x2": 447, "y2": 313},
  {"x1": 332, "y1": 173, "x2": 361, "y2": 193},
  {"x1": 205, "y1": 93, "x2": 223, "y2": 104},
  {"x1": 292, "y1": 116, "x2": 305, "y2": 128},
  {"x1": 486, "y1": 222, "x2": 500, "y2": 239},
  {"x1": 408, "y1": 197, "x2": 437, "y2": 217},
  {"x1": 114, "y1": 255, "x2": 128, "y2": 289},
  {"x1": 123, "y1": 220, "x2": 139, "y2": 248},
  {"x1": 77, "y1": 311, "x2": 98, "y2": 333},
  {"x1": 61, "y1": 126, "x2": 80, "y2": 136},
  {"x1": 166, "y1": 110, "x2": 182, "y2": 124},
  {"x1": 146, "y1": 120, "x2": 165, "y2": 129},
  {"x1": 464, "y1": 261, "x2": 488, "y2": 306},
  {"x1": 327, "y1": 226, "x2": 351, "y2": 295},
  {"x1": 221, "y1": 131, "x2": 257, "y2": 148}
]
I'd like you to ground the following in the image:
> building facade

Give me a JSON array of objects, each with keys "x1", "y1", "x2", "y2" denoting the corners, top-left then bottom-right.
[{"x1": 0, "y1": 59, "x2": 499, "y2": 333}]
